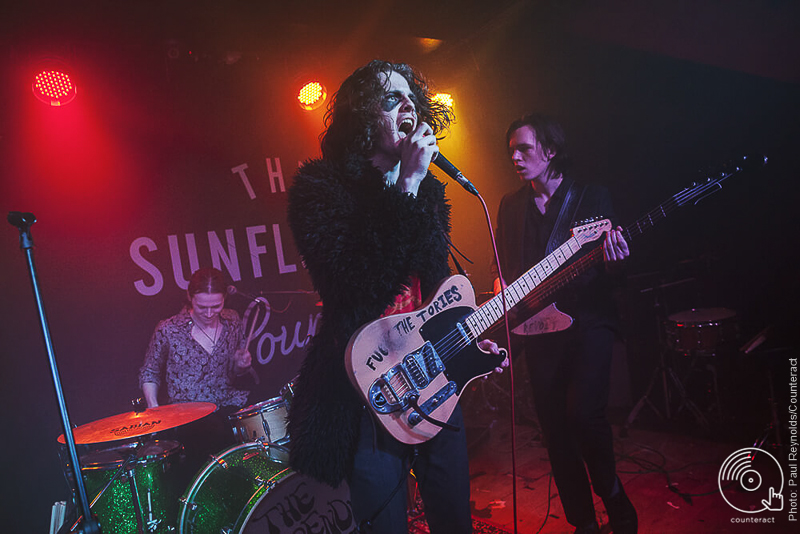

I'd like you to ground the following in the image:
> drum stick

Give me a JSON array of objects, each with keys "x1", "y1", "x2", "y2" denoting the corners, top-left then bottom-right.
[{"x1": 240, "y1": 304, "x2": 263, "y2": 384}]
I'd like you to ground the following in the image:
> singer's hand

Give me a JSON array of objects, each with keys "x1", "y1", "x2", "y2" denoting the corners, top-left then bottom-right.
[
  {"x1": 477, "y1": 340, "x2": 509, "y2": 374},
  {"x1": 397, "y1": 122, "x2": 438, "y2": 196}
]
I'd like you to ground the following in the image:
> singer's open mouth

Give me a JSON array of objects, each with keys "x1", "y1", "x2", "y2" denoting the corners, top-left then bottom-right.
[{"x1": 398, "y1": 118, "x2": 414, "y2": 136}]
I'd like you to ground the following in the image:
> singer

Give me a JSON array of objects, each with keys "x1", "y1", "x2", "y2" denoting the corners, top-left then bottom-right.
[{"x1": 286, "y1": 60, "x2": 502, "y2": 533}]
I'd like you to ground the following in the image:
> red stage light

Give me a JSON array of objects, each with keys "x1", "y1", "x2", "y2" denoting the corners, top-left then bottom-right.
[
  {"x1": 297, "y1": 81, "x2": 327, "y2": 111},
  {"x1": 32, "y1": 69, "x2": 77, "y2": 106}
]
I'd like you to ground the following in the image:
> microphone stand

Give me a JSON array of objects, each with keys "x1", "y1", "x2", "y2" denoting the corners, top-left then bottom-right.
[{"x1": 7, "y1": 212, "x2": 101, "y2": 534}]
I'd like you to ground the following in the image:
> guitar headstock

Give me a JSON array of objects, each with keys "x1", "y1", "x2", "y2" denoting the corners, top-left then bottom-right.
[
  {"x1": 677, "y1": 153, "x2": 767, "y2": 207},
  {"x1": 735, "y1": 153, "x2": 768, "y2": 172},
  {"x1": 571, "y1": 218, "x2": 612, "y2": 245}
]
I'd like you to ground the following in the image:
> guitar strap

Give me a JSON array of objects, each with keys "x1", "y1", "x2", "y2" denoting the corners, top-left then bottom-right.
[
  {"x1": 443, "y1": 229, "x2": 473, "y2": 277},
  {"x1": 431, "y1": 189, "x2": 473, "y2": 277},
  {"x1": 545, "y1": 181, "x2": 586, "y2": 255}
]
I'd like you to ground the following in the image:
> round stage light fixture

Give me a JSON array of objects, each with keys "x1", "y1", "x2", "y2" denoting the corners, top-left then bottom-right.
[
  {"x1": 297, "y1": 81, "x2": 327, "y2": 111},
  {"x1": 432, "y1": 92, "x2": 454, "y2": 109},
  {"x1": 32, "y1": 64, "x2": 77, "y2": 107}
]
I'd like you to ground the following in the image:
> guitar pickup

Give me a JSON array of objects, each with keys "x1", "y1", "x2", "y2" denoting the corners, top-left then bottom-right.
[
  {"x1": 408, "y1": 382, "x2": 457, "y2": 427},
  {"x1": 367, "y1": 342, "x2": 444, "y2": 414},
  {"x1": 403, "y1": 342, "x2": 444, "y2": 388}
]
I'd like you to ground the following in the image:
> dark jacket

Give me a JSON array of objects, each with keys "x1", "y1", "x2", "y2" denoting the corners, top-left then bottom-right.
[
  {"x1": 495, "y1": 178, "x2": 620, "y2": 331},
  {"x1": 286, "y1": 154, "x2": 452, "y2": 486}
]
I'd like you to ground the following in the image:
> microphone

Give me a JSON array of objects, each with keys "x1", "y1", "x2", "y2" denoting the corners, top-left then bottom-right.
[
  {"x1": 433, "y1": 153, "x2": 479, "y2": 197},
  {"x1": 7, "y1": 211, "x2": 37, "y2": 229},
  {"x1": 227, "y1": 285, "x2": 268, "y2": 306}
]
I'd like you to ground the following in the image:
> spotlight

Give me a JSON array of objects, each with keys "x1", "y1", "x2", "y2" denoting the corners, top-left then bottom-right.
[
  {"x1": 32, "y1": 60, "x2": 77, "y2": 106},
  {"x1": 416, "y1": 37, "x2": 444, "y2": 54},
  {"x1": 297, "y1": 81, "x2": 327, "y2": 111},
  {"x1": 432, "y1": 93, "x2": 454, "y2": 109}
]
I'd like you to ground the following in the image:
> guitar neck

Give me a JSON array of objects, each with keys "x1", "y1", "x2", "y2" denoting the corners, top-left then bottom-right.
[
  {"x1": 465, "y1": 235, "x2": 584, "y2": 337},
  {"x1": 512, "y1": 170, "x2": 743, "y2": 310}
]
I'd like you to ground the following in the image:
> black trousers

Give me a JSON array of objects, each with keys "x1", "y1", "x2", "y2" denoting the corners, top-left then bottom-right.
[
  {"x1": 525, "y1": 325, "x2": 618, "y2": 527},
  {"x1": 348, "y1": 405, "x2": 472, "y2": 534}
]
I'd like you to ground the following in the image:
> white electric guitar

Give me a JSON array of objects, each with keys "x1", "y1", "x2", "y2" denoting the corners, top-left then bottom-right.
[{"x1": 345, "y1": 219, "x2": 611, "y2": 444}]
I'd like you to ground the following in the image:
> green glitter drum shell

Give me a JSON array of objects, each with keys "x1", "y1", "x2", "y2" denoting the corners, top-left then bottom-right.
[
  {"x1": 178, "y1": 442, "x2": 290, "y2": 534},
  {"x1": 81, "y1": 440, "x2": 182, "y2": 534}
]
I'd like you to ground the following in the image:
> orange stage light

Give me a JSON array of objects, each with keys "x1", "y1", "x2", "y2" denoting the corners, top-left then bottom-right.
[
  {"x1": 432, "y1": 93, "x2": 454, "y2": 109},
  {"x1": 297, "y1": 81, "x2": 327, "y2": 111}
]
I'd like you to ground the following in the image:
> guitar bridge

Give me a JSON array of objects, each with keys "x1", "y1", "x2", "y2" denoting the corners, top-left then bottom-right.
[{"x1": 368, "y1": 341, "x2": 444, "y2": 414}]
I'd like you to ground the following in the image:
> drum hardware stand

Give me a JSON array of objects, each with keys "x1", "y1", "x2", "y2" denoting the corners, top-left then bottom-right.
[
  {"x1": 622, "y1": 277, "x2": 709, "y2": 434},
  {"x1": 670, "y1": 351, "x2": 719, "y2": 425},
  {"x1": 752, "y1": 361, "x2": 783, "y2": 454},
  {"x1": 742, "y1": 328, "x2": 785, "y2": 457},
  {"x1": 126, "y1": 458, "x2": 156, "y2": 533},
  {"x1": 7, "y1": 212, "x2": 101, "y2": 534},
  {"x1": 87, "y1": 452, "x2": 138, "y2": 509},
  {"x1": 623, "y1": 346, "x2": 710, "y2": 434}
]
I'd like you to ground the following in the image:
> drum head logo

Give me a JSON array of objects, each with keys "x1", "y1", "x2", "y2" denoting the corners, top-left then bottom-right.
[{"x1": 718, "y1": 447, "x2": 784, "y2": 513}]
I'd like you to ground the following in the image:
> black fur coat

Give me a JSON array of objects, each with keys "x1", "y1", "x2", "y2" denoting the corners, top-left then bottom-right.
[{"x1": 286, "y1": 154, "x2": 453, "y2": 486}]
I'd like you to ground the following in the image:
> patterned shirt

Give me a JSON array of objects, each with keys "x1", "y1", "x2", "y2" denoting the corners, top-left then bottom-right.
[{"x1": 138, "y1": 307, "x2": 249, "y2": 408}]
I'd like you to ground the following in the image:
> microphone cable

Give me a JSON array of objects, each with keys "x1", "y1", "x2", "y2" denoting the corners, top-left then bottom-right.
[{"x1": 473, "y1": 188, "x2": 520, "y2": 534}]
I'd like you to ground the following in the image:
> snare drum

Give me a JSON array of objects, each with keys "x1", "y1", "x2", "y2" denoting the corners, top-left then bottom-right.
[
  {"x1": 665, "y1": 308, "x2": 738, "y2": 354},
  {"x1": 178, "y1": 442, "x2": 290, "y2": 534},
  {"x1": 81, "y1": 440, "x2": 182, "y2": 534},
  {"x1": 229, "y1": 396, "x2": 289, "y2": 445}
]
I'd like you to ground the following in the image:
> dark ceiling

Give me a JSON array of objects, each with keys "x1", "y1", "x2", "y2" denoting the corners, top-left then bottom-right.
[{"x1": 3, "y1": 0, "x2": 798, "y2": 85}]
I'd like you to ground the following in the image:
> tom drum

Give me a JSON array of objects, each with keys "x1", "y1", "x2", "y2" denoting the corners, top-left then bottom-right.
[{"x1": 80, "y1": 440, "x2": 182, "y2": 534}]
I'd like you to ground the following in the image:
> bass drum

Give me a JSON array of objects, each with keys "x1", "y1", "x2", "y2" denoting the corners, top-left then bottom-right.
[
  {"x1": 240, "y1": 472, "x2": 356, "y2": 534},
  {"x1": 178, "y1": 442, "x2": 289, "y2": 534},
  {"x1": 178, "y1": 442, "x2": 356, "y2": 534}
]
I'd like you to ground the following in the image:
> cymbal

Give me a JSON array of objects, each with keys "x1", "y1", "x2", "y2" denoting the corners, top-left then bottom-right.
[{"x1": 57, "y1": 402, "x2": 217, "y2": 445}]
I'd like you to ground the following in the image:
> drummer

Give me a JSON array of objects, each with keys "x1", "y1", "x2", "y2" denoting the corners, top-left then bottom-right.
[{"x1": 138, "y1": 267, "x2": 258, "y2": 477}]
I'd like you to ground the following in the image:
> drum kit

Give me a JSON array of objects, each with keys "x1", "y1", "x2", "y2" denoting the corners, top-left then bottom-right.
[
  {"x1": 663, "y1": 307, "x2": 738, "y2": 356},
  {"x1": 57, "y1": 381, "x2": 356, "y2": 534},
  {"x1": 625, "y1": 305, "x2": 740, "y2": 432}
]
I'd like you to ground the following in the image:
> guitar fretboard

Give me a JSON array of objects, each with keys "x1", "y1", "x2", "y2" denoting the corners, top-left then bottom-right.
[
  {"x1": 508, "y1": 169, "x2": 744, "y2": 319},
  {"x1": 464, "y1": 235, "x2": 583, "y2": 337}
]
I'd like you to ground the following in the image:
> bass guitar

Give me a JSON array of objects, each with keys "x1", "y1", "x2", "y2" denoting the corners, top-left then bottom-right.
[
  {"x1": 345, "y1": 218, "x2": 611, "y2": 443},
  {"x1": 503, "y1": 154, "x2": 767, "y2": 336}
]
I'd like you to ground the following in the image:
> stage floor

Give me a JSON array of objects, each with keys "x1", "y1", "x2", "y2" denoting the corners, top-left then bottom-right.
[{"x1": 462, "y1": 413, "x2": 793, "y2": 533}]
